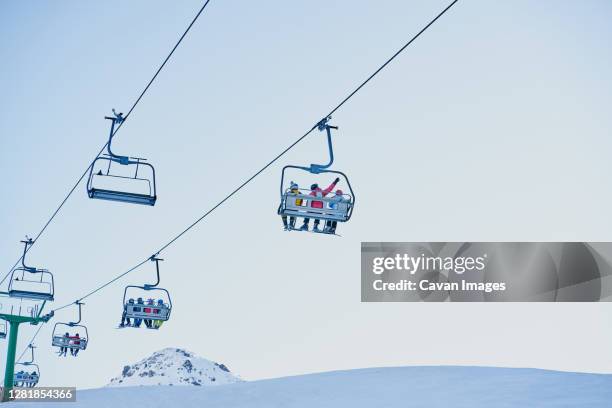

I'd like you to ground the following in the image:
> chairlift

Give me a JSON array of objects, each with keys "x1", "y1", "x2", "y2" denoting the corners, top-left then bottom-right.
[
  {"x1": 14, "y1": 345, "x2": 40, "y2": 388},
  {"x1": 8, "y1": 239, "x2": 54, "y2": 301},
  {"x1": 0, "y1": 321, "x2": 6, "y2": 339},
  {"x1": 86, "y1": 109, "x2": 157, "y2": 206},
  {"x1": 278, "y1": 117, "x2": 355, "y2": 232},
  {"x1": 51, "y1": 301, "x2": 88, "y2": 353},
  {"x1": 120, "y1": 256, "x2": 172, "y2": 329}
]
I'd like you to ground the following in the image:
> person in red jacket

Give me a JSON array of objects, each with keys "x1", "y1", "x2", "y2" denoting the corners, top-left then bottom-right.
[
  {"x1": 70, "y1": 333, "x2": 81, "y2": 357},
  {"x1": 299, "y1": 177, "x2": 340, "y2": 232}
]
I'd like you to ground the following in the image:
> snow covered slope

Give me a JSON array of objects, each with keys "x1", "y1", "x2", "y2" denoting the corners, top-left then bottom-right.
[
  {"x1": 18, "y1": 366, "x2": 612, "y2": 407},
  {"x1": 106, "y1": 348, "x2": 241, "y2": 387}
]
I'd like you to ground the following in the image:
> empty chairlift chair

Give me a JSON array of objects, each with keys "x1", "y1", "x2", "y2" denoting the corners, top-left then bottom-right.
[
  {"x1": 51, "y1": 302, "x2": 89, "y2": 354},
  {"x1": 14, "y1": 345, "x2": 40, "y2": 388},
  {"x1": 120, "y1": 256, "x2": 172, "y2": 329},
  {"x1": 8, "y1": 239, "x2": 54, "y2": 301},
  {"x1": 278, "y1": 118, "x2": 355, "y2": 232},
  {"x1": 0, "y1": 321, "x2": 6, "y2": 339},
  {"x1": 87, "y1": 109, "x2": 157, "y2": 206}
]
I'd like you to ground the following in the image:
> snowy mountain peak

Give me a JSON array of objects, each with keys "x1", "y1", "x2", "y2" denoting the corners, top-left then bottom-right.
[{"x1": 107, "y1": 348, "x2": 241, "y2": 387}]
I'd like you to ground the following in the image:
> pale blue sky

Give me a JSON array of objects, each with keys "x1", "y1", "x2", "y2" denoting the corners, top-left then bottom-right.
[{"x1": 2, "y1": 0, "x2": 612, "y2": 389}]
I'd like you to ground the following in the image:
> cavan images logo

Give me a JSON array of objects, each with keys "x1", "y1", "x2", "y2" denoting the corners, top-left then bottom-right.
[{"x1": 361, "y1": 243, "x2": 612, "y2": 302}]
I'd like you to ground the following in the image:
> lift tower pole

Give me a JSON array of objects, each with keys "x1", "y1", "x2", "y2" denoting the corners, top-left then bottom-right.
[{"x1": 0, "y1": 302, "x2": 53, "y2": 402}]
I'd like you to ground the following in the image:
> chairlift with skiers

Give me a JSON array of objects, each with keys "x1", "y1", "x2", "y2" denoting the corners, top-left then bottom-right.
[
  {"x1": 278, "y1": 117, "x2": 355, "y2": 234},
  {"x1": 14, "y1": 345, "x2": 40, "y2": 388},
  {"x1": 51, "y1": 301, "x2": 88, "y2": 354},
  {"x1": 119, "y1": 256, "x2": 172, "y2": 329},
  {"x1": 86, "y1": 109, "x2": 157, "y2": 206}
]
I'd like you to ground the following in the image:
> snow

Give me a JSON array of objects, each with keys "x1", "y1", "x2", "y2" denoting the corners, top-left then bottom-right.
[
  {"x1": 106, "y1": 348, "x2": 241, "y2": 387},
  {"x1": 15, "y1": 366, "x2": 612, "y2": 407}
]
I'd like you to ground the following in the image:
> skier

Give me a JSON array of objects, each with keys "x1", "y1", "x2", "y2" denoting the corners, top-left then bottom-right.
[
  {"x1": 70, "y1": 333, "x2": 81, "y2": 356},
  {"x1": 133, "y1": 298, "x2": 144, "y2": 328},
  {"x1": 281, "y1": 182, "x2": 302, "y2": 230},
  {"x1": 299, "y1": 178, "x2": 339, "y2": 232},
  {"x1": 59, "y1": 332, "x2": 69, "y2": 357},
  {"x1": 152, "y1": 299, "x2": 165, "y2": 329},
  {"x1": 28, "y1": 372, "x2": 38, "y2": 387},
  {"x1": 15, "y1": 370, "x2": 24, "y2": 387},
  {"x1": 324, "y1": 189, "x2": 349, "y2": 234},
  {"x1": 144, "y1": 298, "x2": 155, "y2": 328},
  {"x1": 120, "y1": 298, "x2": 135, "y2": 327}
]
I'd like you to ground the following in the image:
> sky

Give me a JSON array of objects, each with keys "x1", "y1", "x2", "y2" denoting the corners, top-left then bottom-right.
[{"x1": 1, "y1": 0, "x2": 612, "y2": 389}]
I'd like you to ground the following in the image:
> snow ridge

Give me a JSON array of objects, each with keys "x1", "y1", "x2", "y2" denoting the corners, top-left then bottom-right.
[{"x1": 106, "y1": 348, "x2": 241, "y2": 387}]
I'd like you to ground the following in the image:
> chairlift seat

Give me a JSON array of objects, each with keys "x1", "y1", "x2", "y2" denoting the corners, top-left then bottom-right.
[
  {"x1": 51, "y1": 336, "x2": 88, "y2": 350},
  {"x1": 125, "y1": 303, "x2": 171, "y2": 321},
  {"x1": 8, "y1": 289, "x2": 54, "y2": 302},
  {"x1": 279, "y1": 192, "x2": 352, "y2": 222},
  {"x1": 88, "y1": 188, "x2": 157, "y2": 206},
  {"x1": 14, "y1": 362, "x2": 40, "y2": 388},
  {"x1": 14, "y1": 372, "x2": 39, "y2": 387}
]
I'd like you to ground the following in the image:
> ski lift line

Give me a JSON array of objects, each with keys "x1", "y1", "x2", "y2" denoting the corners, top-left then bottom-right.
[
  {"x1": 24, "y1": 125, "x2": 317, "y2": 325},
  {"x1": 153, "y1": 0, "x2": 461, "y2": 255},
  {"x1": 54, "y1": 258, "x2": 152, "y2": 312},
  {"x1": 327, "y1": 0, "x2": 459, "y2": 118},
  {"x1": 54, "y1": 123, "x2": 316, "y2": 306},
  {"x1": 13, "y1": 0, "x2": 459, "y2": 358},
  {"x1": 1, "y1": 0, "x2": 214, "y2": 285},
  {"x1": 0, "y1": 141, "x2": 106, "y2": 289}
]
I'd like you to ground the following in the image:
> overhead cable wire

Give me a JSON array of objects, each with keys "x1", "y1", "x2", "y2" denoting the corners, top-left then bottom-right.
[
  {"x1": 1, "y1": 0, "x2": 213, "y2": 287},
  {"x1": 16, "y1": 0, "x2": 460, "y2": 361}
]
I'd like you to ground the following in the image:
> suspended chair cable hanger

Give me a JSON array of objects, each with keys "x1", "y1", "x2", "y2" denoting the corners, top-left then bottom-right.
[
  {"x1": 0, "y1": 0, "x2": 214, "y2": 287},
  {"x1": 119, "y1": 256, "x2": 172, "y2": 330},
  {"x1": 6, "y1": 238, "x2": 55, "y2": 301},
  {"x1": 278, "y1": 119, "x2": 355, "y2": 235},
  {"x1": 86, "y1": 111, "x2": 158, "y2": 205},
  {"x1": 51, "y1": 301, "x2": 89, "y2": 355},
  {"x1": 15, "y1": 0, "x2": 460, "y2": 354},
  {"x1": 14, "y1": 344, "x2": 40, "y2": 388}
]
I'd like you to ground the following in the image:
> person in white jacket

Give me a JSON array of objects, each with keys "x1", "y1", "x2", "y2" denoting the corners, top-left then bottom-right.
[{"x1": 324, "y1": 190, "x2": 349, "y2": 234}]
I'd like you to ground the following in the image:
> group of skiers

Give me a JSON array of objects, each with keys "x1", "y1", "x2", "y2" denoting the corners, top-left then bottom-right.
[
  {"x1": 58, "y1": 332, "x2": 84, "y2": 357},
  {"x1": 120, "y1": 297, "x2": 167, "y2": 329},
  {"x1": 14, "y1": 371, "x2": 39, "y2": 387},
  {"x1": 281, "y1": 177, "x2": 350, "y2": 234}
]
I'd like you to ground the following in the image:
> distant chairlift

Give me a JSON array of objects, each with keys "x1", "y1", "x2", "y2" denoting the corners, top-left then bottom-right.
[
  {"x1": 51, "y1": 301, "x2": 89, "y2": 353},
  {"x1": 0, "y1": 321, "x2": 6, "y2": 339},
  {"x1": 120, "y1": 256, "x2": 172, "y2": 329},
  {"x1": 8, "y1": 238, "x2": 54, "y2": 301},
  {"x1": 87, "y1": 109, "x2": 157, "y2": 206},
  {"x1": 278, "y1": 117, "x2": 355, "y2": 231},
  {"x1": 14, "y1": 344, "x2": 40, "y2": 388}
]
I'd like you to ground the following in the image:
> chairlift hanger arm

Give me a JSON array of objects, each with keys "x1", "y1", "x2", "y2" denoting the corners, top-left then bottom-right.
[
  {"x1": 104, "y1": 111, "x2": 129, "y2": 164},
  {"x1": 68, "y1": 301, "x2": 83, "y2": 326},
  {"x1": 310, "y1": 120, "x2": 337, "y2": 174},
  {"x1": 22, "y1": 344, "x2": 36, "y2": 365},
  {"x1": 144, "y1": 257, "x2": 163, "y2": 289},
  {"x1": 20, "y1": 238, "x2": 35, "y2": 272}
]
